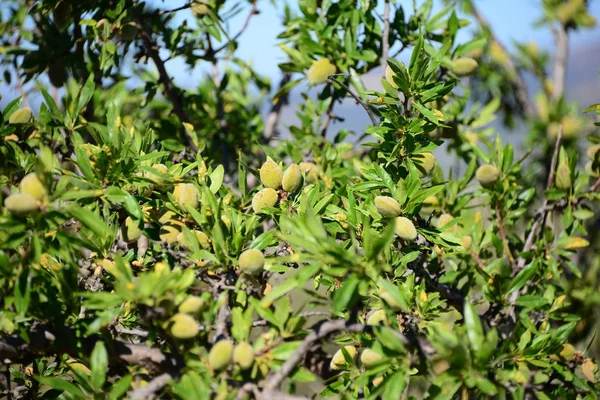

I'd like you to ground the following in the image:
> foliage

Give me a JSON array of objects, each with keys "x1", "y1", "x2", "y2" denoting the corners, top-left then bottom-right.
[{"x1": 0, "y1": 0, "x2": 599, "y2": 399}]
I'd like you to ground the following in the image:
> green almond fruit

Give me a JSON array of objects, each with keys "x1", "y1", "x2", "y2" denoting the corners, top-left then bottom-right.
[
  {"x1": 209, "y1": 340, "x2": 234, "y2": 371},
  {"x1": 9, "y1": 108, "x2": 33, "y2": 125},
  {"x1": 4, "y1": 193, "x2": 40, "y2": 216},
  {"x1": 415, "y1": 152, "x2": 436, "y2": 177},
  {"x1": 475, "y1": 164, "x2": 500, "y2": 188},
  {"x1": 160, "y1": 225, "x2": 180, "y2": 244},
  {"x1": 555, "y1": 163, "x2": 572, "y2": 190},
  {"x1": 421, "y1": 195, "x2": 439, "y2": 213},
  {"x1": 251, "y1": 188, "x2": 278, "y2": 214},
  {"x1": 239, "y1": 249, "x2": 265, "y2": 274},
  {"x1": 20, "y1": 173, "x2": 47, "y2": 202},
  {"x1": 177, "y1": 230, "x2": 211, "y2": 249},
  {"x1": 260, "y1": 159, "x2": 283, "y2": 189},
  {"x1": 147, "y1": 163, "x2": 169, "y2": 185},
  {"x1": 282, "y1": 164, "x2": 303, "y2": 192},
  {"x1": 587, "y1": 144, "x2": 600, "y2": 159},
  {"x1": 122, "y1": 217, "x2": 142, "y2": 243},
  {"x1": 385, "y1": 65, "x2": 399, "y2": 89},
  {"x1": 559, "y1": 343, "x2": 576, "y2": 361},
  {"x1": 307, "y1": 59, "x2": 336, "y2": 85},
  {"x1": 299, "y1": 161, "x2": 319, "y2": 184},
  {"x1": 360, "y1": 349, "x2": 384, "y2": 368},
  {"x1": 330, "y1": 345, "x2": 357, "y2": 371},
  {"x1": 191, "y1": 0, "x2": 210, "y2": 16},
  {"x1": 375, "y1": 196, "x2": 401, "y2": 218},
  {"x1": 366, "y1": 309, "x2": 387, "y2": 326},
  {"x1": 437, "y1": 214, "x2": 457, "y2": 233},
  {"x1": 461, "y1": 235, "x2": 473, "y2": 251},
  {"x1": 166, "y1": 313, "x2": 200, "y2": 339},
  {"x1": 451, "y1": 57, "x2": 478, "y2": 76},
  {"x1": 233, "y1": 342, "x2": 255, "y2": 370},
  {"x1": 173, "y1": 183, "x2": 199, "y2": 211},
  {"x1": 178, "y1": 296, "x2": 205, "y2": 315},
  {"x1": 394, "y1": 216, "x2": 417, "y2": 241}
]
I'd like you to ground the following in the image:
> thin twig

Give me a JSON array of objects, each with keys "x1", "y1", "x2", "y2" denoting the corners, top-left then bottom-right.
[
  {"x1": 156, "y1": 3, "x2": 191, "y2": 16},
  {"x1": 262, "y1": 73, "x2": 292, "y2": 143},
  {"x1": 380, "y1": 0, "x2": 391, "y2": 73},
  {"x1": 551, "y1": 24, "x2": 569, "y2": 101},
  {"x1": 212, "y1": 1, "x2": 258, "y2": 54},
  {"x1": 318, "y1": 89, "x2": 336, "y2": 139},
  {"x1": 129, "y1": 373, "x2": 174, "y2": 400},
  {"x1": 467, "y1": 0, "x2": 534, "y2": 119},
  {"x1": 328, "y1": 76, "x2": 377, "y2": 126},
  {"x1": 263, "y1": 319, "x2": 408, "y2": 391}
]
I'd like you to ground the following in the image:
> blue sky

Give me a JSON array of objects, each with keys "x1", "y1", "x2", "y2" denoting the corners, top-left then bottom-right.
[{"x1": 162, "y1": 0, "x2": 600, "y2": 88}]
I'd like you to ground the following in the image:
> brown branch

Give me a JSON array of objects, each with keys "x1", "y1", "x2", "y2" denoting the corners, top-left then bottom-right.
[
  {"x1": 131, "y1": 3, "x2": 198, "y2": 152},
  {"x1": 156, "y1": 3, "x2": 192, "y2": 16},
  {"x1": 380, "y1": 0, "x2": 391, "y2": 73},
  {"x1": 328, "y1": 76, "x2": 377, "y2": 126},
  {"x1": 213, "y1": 1, "x2": 258, "y2": 54},
  {"x1": 129, "y1": 373, "x2": 174, "y2": 400},
  {"x1": 318, "y1": 92, "x2": 336, "y2": 139},
  {"x1": 467, "y1": 0, "x2": 534, "y2": 119},
  {"x1": 551, "y1": 24, "x2": 569, "y2": 101},
  {"x1": 591, "y1": 176, "x2": 600, "y2": 192},
  {"x1": 263, "y1": 319, "x2": 409, "y2": 391},
  {"x1": 263, "y1": 73, "x2": 292, "y2": 143}
]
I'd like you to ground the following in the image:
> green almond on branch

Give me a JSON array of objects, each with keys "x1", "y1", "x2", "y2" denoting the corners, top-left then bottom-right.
[{"x1": 209, "y1": 340, "x2": 234, "y2": 371}]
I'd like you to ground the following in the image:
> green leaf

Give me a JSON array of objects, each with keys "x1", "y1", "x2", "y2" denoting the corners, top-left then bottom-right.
[
  {"x1": 509, "y1": 260, "x2": 539, "y2": 293},
  {"x1": 332, "y1": 275, "x2": 359, "y2": 316},
  {"x1": 37, "y1": 376, "x2": 85, "y2": 397},
  {"x1": 463, "y1": 300, "x2": 483, "y2": 353},
  {"x1": 209, "y1": 165, "x2": 225, "y2": 193},
  {"x1": 76, "y1": 73, "x2": 96, "y2": 118},
  {"x1": 90, "y1": 341, "x2": 108, "y2": 390},
  {"x1": 68, "y1": 205, "x2": 113, "y2": 240}
]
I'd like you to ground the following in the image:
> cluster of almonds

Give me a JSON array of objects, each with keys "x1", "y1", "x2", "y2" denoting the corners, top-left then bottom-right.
[
  {"x1": 4, "y1": 173, "x2": 48, "y2": 216},
  {"x1": 251, "y1": 158, "x2": 318, "y2": 214}
]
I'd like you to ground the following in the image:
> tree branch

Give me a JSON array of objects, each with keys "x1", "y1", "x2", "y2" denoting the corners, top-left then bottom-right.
[
  {"x1": 129, "y1": 373, "x2": 174, "y2": 400},
  {"x1": 262, "y1": 73, "x2": 292, "y2": 143},
  {"x1": 380, "y1": 0, "x2": 391, "y2": 73},
  {"x1": 328, "y1": 76, "x2": 377, "y2": 126},
  {"x1": 467, "y1": 0, "x2": 534, "y2": 119},
  {"x1": 132, "y1": 3, "x2": 198, "y2": 152},
  {"x1": 263, "y1": 319, "x2": 408, "y2": 391},
  {"x1": 551, "y1": 24, "x2": 569, "y2": 101}
]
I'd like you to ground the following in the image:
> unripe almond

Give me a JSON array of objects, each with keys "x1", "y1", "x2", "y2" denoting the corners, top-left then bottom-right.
[
  {"x1": 307, "y1": 59, "x2": 336, "y2": 85},
  {"x1": 475, "y1": 164, "x2": 500, "y2": 188},
  {"x1": 233, "y1": 342, "x2": 255, "y2": 370},
  {"x1": 191, "y1": 0, "x2": 209, "y2": 16},
  {"x1": 154, "y1": 261, "x2": 170, "y2": 275},
  {"x1": 421, "y1": 195, "x2": 439, "y2": 213},
  {"x1": 173, "y1": 183, "x2": 199, "y2": 211},
  {"x1": 330, "y1": 345, "x2": 357, "y2": 370},
  {"x1": 559, "y1": 343, "x2": 576, "y2": 361},
  {"x1": 282, "y1": 164, "x2": 302, "y2": 192},
  {"x1": 20, "y1": 173, "x2": 47, "y2": 202},
  {"x1": 260, "y1": 160, "x2": 283, "y2": 189},
  {"x1": 385, "y1": 65, "x2": 399, "y2": 89},
  {"x1": 147, "y1": 163, "x2": 169, "y2": 185},
  {"x1": 415, "y1": 152, "x2": 435, "y2": 177},
  {"x1": 178, "y1": 296, "x2": 205, "y2": 315},
  {"x1": 587, "y1": 144, "x2": 600, "y2": 159},
  {"x1": 437, "y1": 214, "x2": 456, "y2": 233},
  {"x1": 460, "y1": 235, "x2": 473, "y2": 251},
  {"x1": 451, "y1": 57, "x2": 478, "y2": 76},
  {"x1": 9, "y1": 108, "x2": 32, "y2": 124},
  {"x1": 375, "y1": 196, "x2": 401, "y2": 218},
  {"x1": 239, "y1": 249, "x2": 265, "y2": 274},
  {"x1": 299, "y1": 162, "x2": 319, "y2": 184},
  {"x1": 360, "y1": 349, "x2": 384, "y2": 368},
  {"x1": 394, "y1": 216, "x2": 417, "y2": 241},
  {"x1": 166, "y1": 313, "x2": 199, "y2": 339},
  {"x1": 209, "y1": 340, "x2": 234, "y2": 371},
  {"x1": 177, "y1": 230, "x2": 210, "y2": 249},
  {"x1": 251, "y1": 188, "x2": 278, "y2": 214},
  {"x1": 366, "y1": 309, "x2": 387, "y2": 326},
  {"x1": 4, "y1": 193, "x2": 40, "y2": 216},
  {"x1": 555, "y1": 163, "x2": 572, "y2": 190},
  {"x1": 372, "y1": 376, "x2": 384, "y2": 387},
  {"x1": 160, "y1": 225, "x2": 180, "y2": 244},
  {"x1": 122, "y1": 217, "x2": 142, "y2": 243}
]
